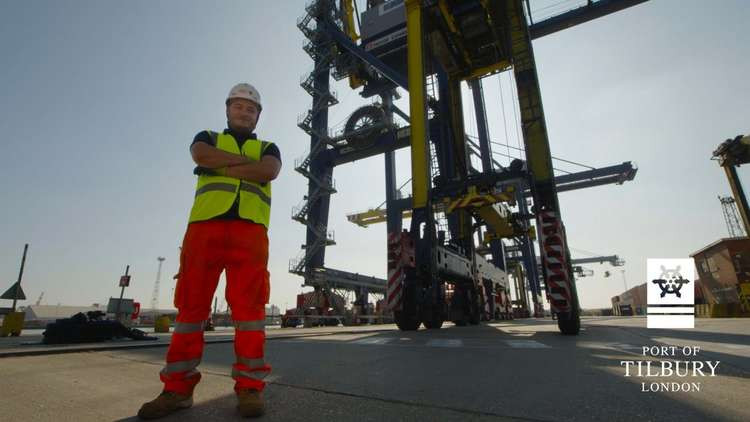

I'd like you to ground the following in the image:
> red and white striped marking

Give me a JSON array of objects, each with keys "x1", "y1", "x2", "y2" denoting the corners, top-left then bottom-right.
[
  {"x1": 538, "y1": 211, "x2": 573, "y2": 313},
  {"x1": 386, "y1": 231, "x2": 415, "y2": 312}
]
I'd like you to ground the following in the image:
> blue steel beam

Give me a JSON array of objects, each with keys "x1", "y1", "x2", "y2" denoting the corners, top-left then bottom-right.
[
  {"x1": 385, "y1": 161, "x2": 636, "y2": 211},
  {"x1": 383, "y1": 92, "x2": 403, "y2": 233},
  {"x1": 529, "y1": 0, "x2": 648, "y2": 40},
  {"x1": 308, "y1": 267, "x2": 386, "y2": 292},
  {"x1": 319, "y1": 20, "x2": 408, "y2": 90},
  {"x1": 470, "y1": 79, "x2": 493, "y2": 173},
  {"x1": 526, "y1": 162, "x2": 637, "y2": 196},
  {"x1": 325, "y1": 119, "x2": 441, "y2": 166},
  {"x1": 554, "y1": 162, "x2": 637, "y2": 185},
  {"x1": 555, "y1": 175, "x2": 632, "y2": 193}
]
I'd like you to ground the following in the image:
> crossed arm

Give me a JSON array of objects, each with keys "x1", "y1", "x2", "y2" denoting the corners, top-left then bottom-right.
[{"x1": 191, "y1": 142, "x2": 281, "y2": 183}]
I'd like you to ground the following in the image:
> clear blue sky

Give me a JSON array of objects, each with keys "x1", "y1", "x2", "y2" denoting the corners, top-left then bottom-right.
[{"x1": 1, "y1": 0, "x2": 748, "y2": 312}]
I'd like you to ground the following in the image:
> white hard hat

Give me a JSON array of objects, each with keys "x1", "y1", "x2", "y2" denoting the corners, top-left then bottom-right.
[{"x1": 226, "y1": 83, "x2": 262, "y2": 109}]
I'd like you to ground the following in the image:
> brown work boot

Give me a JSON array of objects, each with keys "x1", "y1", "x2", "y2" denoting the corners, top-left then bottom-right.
[
  {"x1": 237, "y1": 388, "x2": 265, "y2": 418},
  {"x1": 137, "y1": 390, "x2": 193, "y2": 420}
]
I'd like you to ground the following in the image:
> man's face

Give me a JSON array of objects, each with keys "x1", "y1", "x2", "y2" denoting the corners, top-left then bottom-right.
[{"x1": 226, "y1": 98, "x2": 260, "y2": 131}]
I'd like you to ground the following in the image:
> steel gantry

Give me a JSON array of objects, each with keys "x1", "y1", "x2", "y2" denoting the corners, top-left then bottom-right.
[{"x1": 290, "y1": 0, "x2": 647, "y2": 334}]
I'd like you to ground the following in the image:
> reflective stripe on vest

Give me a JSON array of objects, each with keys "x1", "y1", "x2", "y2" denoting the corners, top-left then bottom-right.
[{"x1": 188, "y1": 131, "x2": 273, "y2": 227}]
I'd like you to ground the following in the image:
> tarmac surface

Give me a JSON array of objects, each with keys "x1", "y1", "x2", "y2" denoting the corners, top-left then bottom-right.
[{"x1": 0, "y1": 316, "x2": 748, "y2": 421}]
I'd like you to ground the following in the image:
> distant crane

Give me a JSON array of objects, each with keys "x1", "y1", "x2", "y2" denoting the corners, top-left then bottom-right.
[
  {"x1": 621, "y1": 269, "x2": 629, "y2": 292},
  {"x1": 718, "y1": 196, "x2": 746, "y2": 237},
  {"x1": 713, "y1": 134, "x2": 750, "y2": 235},
  {"x1": 151, "y1": 257, "x2": 165, "y2": 311},
  {"x1": 35, "y1": 291, "x2": 44, "y2": 306}
]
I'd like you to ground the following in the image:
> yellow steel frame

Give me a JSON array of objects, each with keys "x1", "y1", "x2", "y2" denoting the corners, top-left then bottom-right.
[
  {"x1": 406, "y1": 0, "x2": 430, "y2": 209},
  {"x1": 437, "y1": 0, "x2": 511, "y2": 80},
  {"x1": 442, "y1": 184, "x2": 521, "y2": 240},
  {"x1": 443, "y1": 185, "x2": 516, "y2": 214},
  {"x1": 347, "y1": 208, "x2": 414, "y2": 227},
  {"x1": 437, "y1": 0, "x2": 473, "y2": 66},
  {"x1": 506, "y1": 0, "x2": 553, "y2": 184},
  {"x1": 464, "y1": 60, "x2": 512, "y2": 81}
]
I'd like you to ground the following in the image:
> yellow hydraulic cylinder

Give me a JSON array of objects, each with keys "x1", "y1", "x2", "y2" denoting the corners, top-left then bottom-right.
[
  {"x1": 739, "y1": 283, "x2": 750, "y2": 314},
  {"x1": 154, "y1": 315, "x2": 171, "y2": 333},
  {"x1": 0, "y1": 311, "x2": 25, "y2": 337},
  {"x1": 406, "y1": 0, "x2": 430, "y2": 209},
  {"x1": 341, "y1": 0, "x2": 365, "y2": 89},
  {"x1": 341, "y1": 0, "x2": 359, "y2": 42}
]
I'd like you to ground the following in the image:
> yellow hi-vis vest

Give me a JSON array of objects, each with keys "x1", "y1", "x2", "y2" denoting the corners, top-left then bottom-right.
[{"x1": 188, "y1": 131, "x2": 273, "y2": 227}]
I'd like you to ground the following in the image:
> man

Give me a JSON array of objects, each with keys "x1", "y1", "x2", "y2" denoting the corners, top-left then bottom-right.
[{"x1": 139, "y1": 83, "x2": 281, "y2": 419}]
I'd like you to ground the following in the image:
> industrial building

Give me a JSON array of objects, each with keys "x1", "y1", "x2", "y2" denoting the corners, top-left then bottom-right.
[
  {"x1": 691, "y1": 237, "x2": 750, "y2": 304},
  {"x1": 610, "y1": 283, "x2": 645, "y2": 316},
  {"x1": 611, "y1": 237, "x2": 750, "y2": 316}
]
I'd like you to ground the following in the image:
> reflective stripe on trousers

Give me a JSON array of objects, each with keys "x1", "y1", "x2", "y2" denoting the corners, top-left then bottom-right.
[
  {"x1": 234, "y1": 320, "x2": 265, "y2": 332},
  {"x1": 232, "y1": 318, "x2": 270, "y2": 389},
  {"x1": 160, "y1": 220, "x2": 271, "y2": 395},
  {"x1": 161, "y1": 358, "x2": 201, "y2": 375},
  {"x1": 160, "y1": 320, "x2": 206, "y2": 383},
  {"x1": 232, "y1": 367, "x2": 268, "y2": 381},
  {"x1": 174, "y1": 321, "x2": 205, "y2": 334}
]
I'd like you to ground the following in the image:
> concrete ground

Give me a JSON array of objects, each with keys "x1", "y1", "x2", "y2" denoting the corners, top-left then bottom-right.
[{"x1": 0, "y1": 317, "x2": 748, "y2": 421}]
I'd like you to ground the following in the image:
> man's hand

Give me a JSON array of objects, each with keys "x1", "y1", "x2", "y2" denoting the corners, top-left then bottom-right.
[
  {"x1": 191, "y1": 142, "x2": 280, "y2": 183},
  {"x1": 191, "y1": 142, "x2": 249, "y2": 169},
  {"x1": 195, "y1": 167, "x2": 228, "y2": 177},
  {"x1": 226, "y1": 155, "x2": 281, "y2": 183}
]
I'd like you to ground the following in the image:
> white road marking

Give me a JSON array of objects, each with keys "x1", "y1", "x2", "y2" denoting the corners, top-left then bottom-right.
[
  {"x1": 720, "y1": 344, "x2": 747, "y2": 350},
  {"x1": 505, "y1": 340, "x2": 550, "y2": 349},
  {"x1": 508, "y1": 333, "x2": 535, "y2": 337},
  {"x1": 351, "y1": 337, "x2": 393, "y2": 345},
  {"x1": 426, "y1": 339, "x2": 463, "y2": 348},
  {"x1": 609, "y1": 343, "x2": 641, "y2": 350}
]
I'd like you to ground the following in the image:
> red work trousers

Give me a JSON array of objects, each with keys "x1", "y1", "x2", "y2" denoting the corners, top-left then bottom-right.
[{"x1": 160, "y1": 219, "x2": 271, "y2": 395}]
